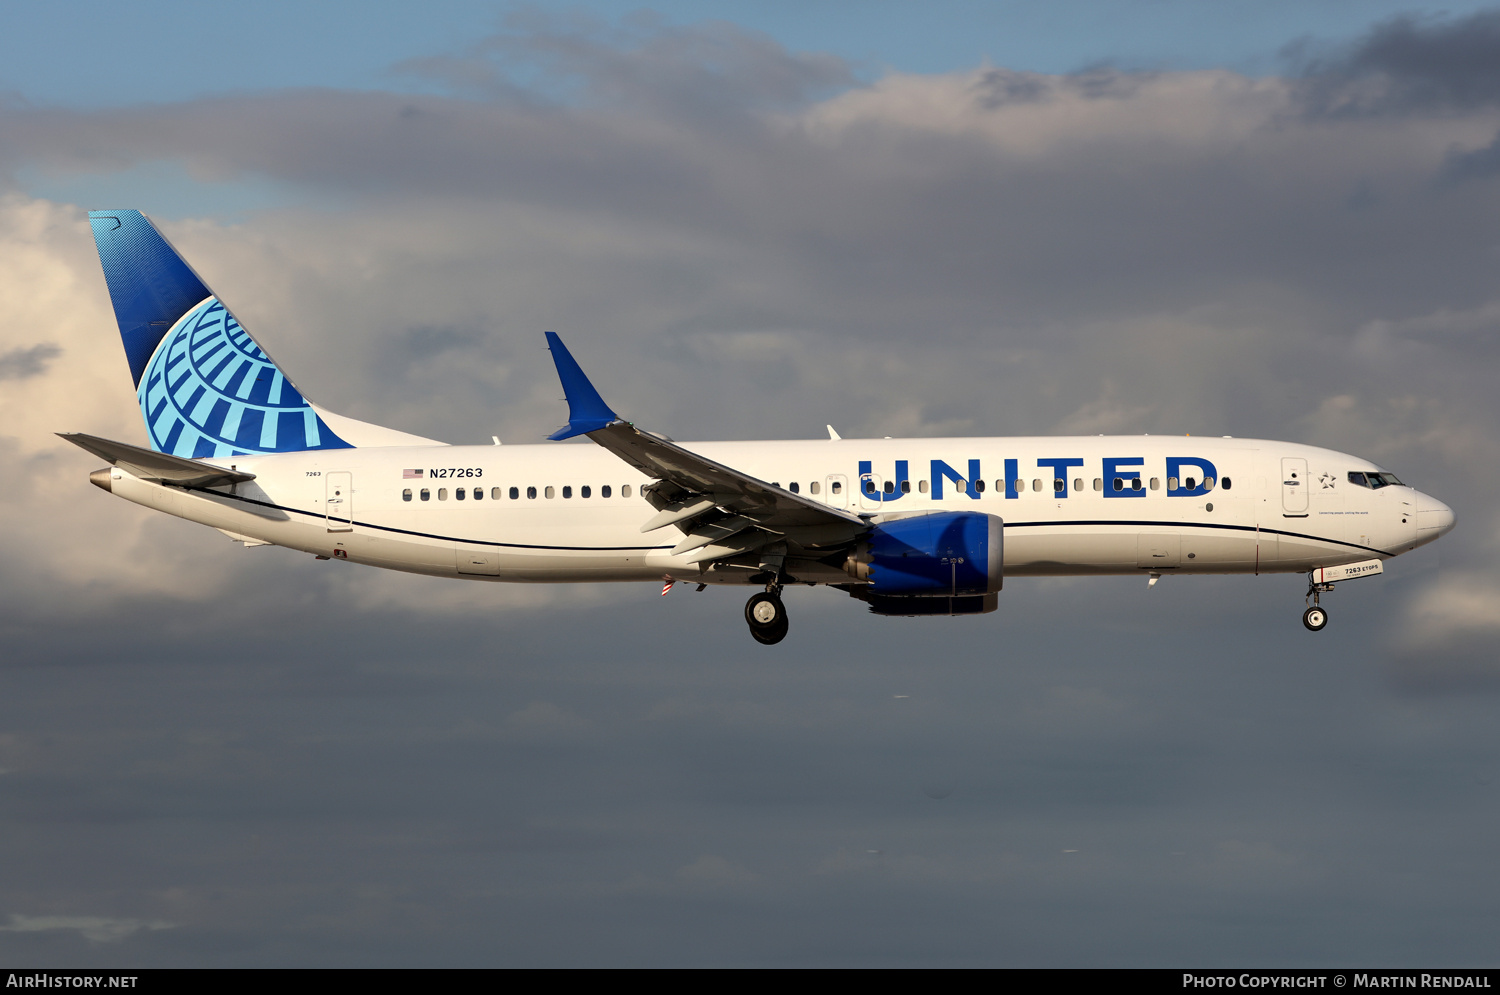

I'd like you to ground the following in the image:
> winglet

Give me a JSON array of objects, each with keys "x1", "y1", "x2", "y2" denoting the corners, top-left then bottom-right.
[{"x1": 545, "y1": 332, "x2": 621, "y2": 440}]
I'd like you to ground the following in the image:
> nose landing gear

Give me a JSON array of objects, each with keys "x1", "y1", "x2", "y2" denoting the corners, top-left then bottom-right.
[
  {"x1": 1303, "y1": 574, "x2": 1333, "y2": 631},
  {"x1": 745, "y1": 586, "x2": 788, "y2": 645}
]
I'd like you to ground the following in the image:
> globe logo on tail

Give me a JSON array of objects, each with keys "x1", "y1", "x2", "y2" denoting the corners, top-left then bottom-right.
[{"x1": 137, "y1": 297, "x2": 349, "y2": 458}]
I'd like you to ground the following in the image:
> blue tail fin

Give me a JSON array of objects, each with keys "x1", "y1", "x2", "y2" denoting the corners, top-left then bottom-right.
[{"x1": 88, "y1": 210, "x2": 352, "y2": 458}]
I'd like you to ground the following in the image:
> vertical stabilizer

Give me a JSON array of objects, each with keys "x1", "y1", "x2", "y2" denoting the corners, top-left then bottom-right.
[{"x1": 88, "y1": 210, "x2": 354, "y2": 458}]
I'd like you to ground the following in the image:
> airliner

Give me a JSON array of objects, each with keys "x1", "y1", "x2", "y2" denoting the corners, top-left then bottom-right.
[{"x1": 63, "y1": 210, "x2": 1456, "y2": 644}]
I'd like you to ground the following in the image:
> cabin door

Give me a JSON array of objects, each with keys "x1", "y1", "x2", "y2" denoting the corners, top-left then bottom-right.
[
  {"x1": 326, "y1": 471, "x2": 353, "y2": 532},
  {"x1": 1281, "y1": 458, "x2": 1309, "y2": 515}
]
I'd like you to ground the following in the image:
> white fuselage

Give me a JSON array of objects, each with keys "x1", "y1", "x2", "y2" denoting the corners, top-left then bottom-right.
[{"x1": 101, "y1": 435, "x2": 1449, "y2": 585}]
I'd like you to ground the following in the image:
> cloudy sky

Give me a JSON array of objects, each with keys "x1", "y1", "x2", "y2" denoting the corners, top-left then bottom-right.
[{"x1": 2, "y1": 0, "x2": 1499, "y2": 966}]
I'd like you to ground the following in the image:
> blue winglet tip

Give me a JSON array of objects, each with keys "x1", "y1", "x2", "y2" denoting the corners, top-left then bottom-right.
[{"x1": 545, "y1": 332, "x2": 619, "y2": 440}]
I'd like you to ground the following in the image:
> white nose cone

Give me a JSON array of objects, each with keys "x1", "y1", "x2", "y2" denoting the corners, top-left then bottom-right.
[{"x1": 1415, "y1": 492, "x2": 1456, "y2": 544}]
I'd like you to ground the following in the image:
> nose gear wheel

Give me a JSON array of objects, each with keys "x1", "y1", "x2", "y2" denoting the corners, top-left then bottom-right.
[{"x1": 1302, "y1": 572, "x2": 1335, "y2": 632}]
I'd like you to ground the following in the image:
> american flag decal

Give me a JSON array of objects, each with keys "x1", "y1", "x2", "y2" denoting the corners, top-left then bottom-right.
[{"x1": 403, "y1": 469, "x2": 423, "y2": 479}]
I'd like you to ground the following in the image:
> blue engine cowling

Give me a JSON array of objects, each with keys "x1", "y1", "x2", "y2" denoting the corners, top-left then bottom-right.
[{"x1": 845, "y1": 512, "x2": 1003, "y2": 598}]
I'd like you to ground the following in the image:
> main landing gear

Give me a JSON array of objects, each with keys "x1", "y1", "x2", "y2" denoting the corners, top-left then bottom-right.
[
  {"x1": 1303, "y1": 574, "x2": 1333, "y2": 632},
  {"x1": 745, "y1": 586, "x2": 789, "y2": 645}
]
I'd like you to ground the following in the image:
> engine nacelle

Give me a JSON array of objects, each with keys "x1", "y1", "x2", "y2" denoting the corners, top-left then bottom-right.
[{"x1": 845, "y1": 512, "x2": 1003, "y2": 598}]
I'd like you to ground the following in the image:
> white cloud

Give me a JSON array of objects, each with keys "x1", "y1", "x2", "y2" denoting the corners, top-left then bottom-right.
[
  {"x1": 1399, "y1": 571, "x2": 1500, "y2": 647},
  {"x1": 0, "y1": 914, "x2": 174, "y2": 944}
]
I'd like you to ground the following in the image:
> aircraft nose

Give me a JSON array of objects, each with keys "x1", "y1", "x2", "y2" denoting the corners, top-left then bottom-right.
[{"x1": 1415, "y1": 492, "x2": 1456, "y2": 540}]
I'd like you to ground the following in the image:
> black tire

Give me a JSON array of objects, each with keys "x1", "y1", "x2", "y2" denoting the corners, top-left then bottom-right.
[
  {"x1": 1302, "y1": 606, "x2": 1329, "y2": 631},
  {"x1": 746, "y1": 592, "x2": 789, "y2": 644},
  {"x1": 750, "y1": 616, "x2": 789, "y2": 645}
]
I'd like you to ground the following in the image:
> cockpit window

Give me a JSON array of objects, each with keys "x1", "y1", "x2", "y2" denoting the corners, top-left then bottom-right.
[{"x1": 1349, "y1": 470, "x2": 1404, "y2": 489}]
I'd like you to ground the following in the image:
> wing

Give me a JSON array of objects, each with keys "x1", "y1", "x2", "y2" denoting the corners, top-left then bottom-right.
[
  {"x1": 543, "y1": 333, "x2": 866, "y2": 572},
  {"x1": 59, "y1": 432, "x2": 256, "y2": 488}
]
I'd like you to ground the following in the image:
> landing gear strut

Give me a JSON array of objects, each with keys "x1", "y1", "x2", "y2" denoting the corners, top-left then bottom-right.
[
  {"x1": 1303, "y1": 574, "x2": 1333, "y2": 632},
  {"x1": 745, "y1": 585, "x2": 788, "y2": 645}
]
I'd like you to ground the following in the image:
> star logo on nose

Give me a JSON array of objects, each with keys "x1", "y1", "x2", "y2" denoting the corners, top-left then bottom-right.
[{"x1": 1319, "y1": 472, "x2": 1336, "y2": 489}]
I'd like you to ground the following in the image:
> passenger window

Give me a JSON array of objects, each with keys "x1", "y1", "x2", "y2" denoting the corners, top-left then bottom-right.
[
  {"x1": 491, "y1": 487, "x2": 501, "y2": 500},
  {"x1": 582, "y1": 485, "x2": 591, "y2": 498},
  {"x1": 994, "y1": 479, "x2": 1004, "y2": 493},
  {"x1": 421, "y1": 488, "x2": 430, "y2": 501},
  {"x1": 1204, "y1": 477, "x2": 1215, "y2": 491},
  {"x1": 602, "y1": 485, "x2": 612, "y2": 498},
  {"x1": 545, "y1": 486, "x2": 555, "y2": 499},
  {"x1": 790, "y1": 482, "x2": 800, "y2": 494},
  {"x1": 1052, "y1": 478, "x2": 1064, "y2": 493},
  {"x1": 474, "y1": 487, "x2": 483, "y2": 500},
  {"x1": 917, "y1": 480, "x2": 927, "y2": 494},
  {"x1": 455, "y1": 487, "x2": 465, "y2": 501},
  {"x1": 883, "y1": 480, "x2": 894, "y2": 494},
  {"x1": 1184, "y1": 477, "x2": 1196, "y2": 490},
  {"x1": 1093, "y1": 478, "x2": 1102, "y2": 491},
  {"x1": 562, "y1": 486, "x2": 572, "y2": 499},
  {"x1": 509, "y1": 487, "x2": 520, "y2": 500},
  {"x1": 810, "y1": 481, "x2": 821, "y2": 495},
  {"x1": 1222, "y1": 478, "x2": 1232, "y2": 490},
  {"x1": 974, "y1": 479, "x2": 985, "y2": 493},
  {"x1": 1073, "y1": 478, "x2": 1083, "y2": 491},
  {"x1": 403, "y1": 489, "x2": 412, "y2": 502},
  {"x1": 1131, "y1": 478, "x2": 1142, "y2": 491},
  {"x1": 1013, "y1": 479, "x2": 1024, "y2": 494},
  {"x1": 1149, "y1": 477, "x2": 1159, "y2": 490},
  {"x1": 831, "y1": 481, "x2": 842, "y2": 494},
  {"x1": 1167, "y1": 476, "x2": 1178, "y2": 491},
  {"x1": 901, "y1": 480, "x2": 911, "y2": 493},
  {"x1": 439, "y1": 488, "x2": 448, "y2": 500},
  {"x1": 622, "y1": 485, "x2": 632, "y2": 498},
  {"x1": 526, "y1": 486, "x2": 537, "y2": 499},
  {"x1": 1030, "y1": 479, "x2": 1040, "y2": 492}
]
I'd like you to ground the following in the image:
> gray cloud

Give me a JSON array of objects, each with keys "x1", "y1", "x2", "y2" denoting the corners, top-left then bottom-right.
[
  {"x1": 0, "y1": 342, "x2": 60, "y2": 380},
  {"x1": 1294, "y1": 10, "x2": 1500, "y2": 116}
]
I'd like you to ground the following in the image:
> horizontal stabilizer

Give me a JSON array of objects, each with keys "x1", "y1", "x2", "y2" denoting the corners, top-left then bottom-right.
[{"x1": 59, "y1": 432, "x2": 255, "y2": 488}]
